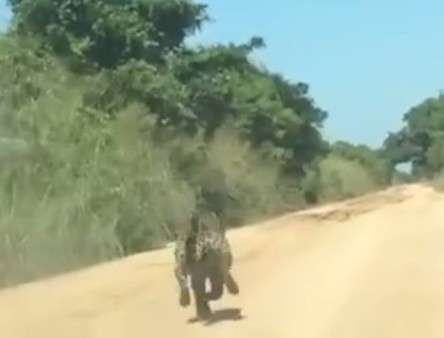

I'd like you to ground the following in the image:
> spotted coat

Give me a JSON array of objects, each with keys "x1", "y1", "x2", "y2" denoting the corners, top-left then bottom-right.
[{"x1": 174, "y1": 211, "x2": 232, "y2": 290}]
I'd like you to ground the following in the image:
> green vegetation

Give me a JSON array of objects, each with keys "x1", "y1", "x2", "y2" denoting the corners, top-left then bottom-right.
[
  {"x1": 383, "y1": 93, "x2": 444, "y2": 185},
  {"x1": 0, "y1": 0, "x2": 393, "y2": 287},
  {"x1": 432, "y1": 170, "x2": 444, "y2": 191}
]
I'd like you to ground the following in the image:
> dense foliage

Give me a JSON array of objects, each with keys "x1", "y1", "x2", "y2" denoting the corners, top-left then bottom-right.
[
  {"x1": 8, "y1": 0, "x2": 208, "y2": 69},
  {"x1": 383, "y1": 94, "x2": 444, "y2": 178},
  {"x1": 0, "y1": 0, "x2": 391, "y2": 287}
]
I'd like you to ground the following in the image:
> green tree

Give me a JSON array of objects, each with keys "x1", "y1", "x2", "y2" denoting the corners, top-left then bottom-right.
[
  {"x1": 383, "y1": 94, "x2": 444, "y2": 177},
  {"x1": 8, "y1": 0, "x2": 208, "y2": 69}
]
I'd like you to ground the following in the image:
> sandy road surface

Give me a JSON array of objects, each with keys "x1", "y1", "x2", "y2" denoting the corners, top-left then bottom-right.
[{"x1": 1, "y1": 184, "x2": 444, "y2": 338}]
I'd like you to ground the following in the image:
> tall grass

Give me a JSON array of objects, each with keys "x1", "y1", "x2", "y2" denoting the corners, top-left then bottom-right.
[
  {"x1": 432, "y1": 170, "x2": 444, "y2": 191},
  {"x1": 0, "y1": 38, "x2": 388, "y2": 288},
  {"x1": 205, "y1": 128, "x2": 284, "y2": 224},
  {"x1": 0, "y1": 63, "x2": 197, "y2": 286},
  {"x1": 318, "y1": 155, "x2": 379, "y2": 201},
  {"x1": 0, "y1": 54, "x2": 291, "y2": 286}
]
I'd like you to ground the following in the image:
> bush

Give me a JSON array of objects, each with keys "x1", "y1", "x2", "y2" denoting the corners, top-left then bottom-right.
[
  {"x1": 432, "y1": 170, "x2": 444, "y2": 191},
  {"x1": 0, "y1": 46, "x2": 308, "y2": 286},
  {"x1": 318, "y1": 155, "x2": 378, "y2": 201},
  {"x1": 205, "y1": 128, "x2": 283, "y2": 224},
  {"x1": 164, "y1": 126, "x2": 286, "y2": 226},
  {"x1": 0, "y1": 66, "x2": 197, "y2": 286},
  {"x1": 391, "y1": 170, "x2": 413, "y2": 185}
]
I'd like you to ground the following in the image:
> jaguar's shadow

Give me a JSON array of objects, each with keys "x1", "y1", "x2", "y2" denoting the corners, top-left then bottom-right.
[{"x1": 187, "y1": 308, "x2": 245, "y2": 326}]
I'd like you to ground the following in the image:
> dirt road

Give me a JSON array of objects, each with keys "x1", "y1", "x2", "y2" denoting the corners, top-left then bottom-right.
[{"x1": 1, "y1": 184, "x2": 443, "y2": 338}]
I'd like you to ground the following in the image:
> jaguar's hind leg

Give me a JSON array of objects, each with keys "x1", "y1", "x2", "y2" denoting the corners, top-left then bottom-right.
[
  {"x1": 220, "y1": 251, "x2": 240, "y2": 295},
  {"x1": 191, "y1": 268, "x2": 212, "y2": 320},
  {"x1": 224, "y1": 272, "x2": 239, "y2": 295},
  {"x1": 206, "y1": 270, "x2": 224, "y2": 300}
]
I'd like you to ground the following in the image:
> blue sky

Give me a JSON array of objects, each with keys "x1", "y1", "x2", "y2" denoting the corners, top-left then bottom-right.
[
  {"x1": 1, "y1": 0, "x2": 443, "y2": 148},
  {"x1": 0, "y1": 0, "x2": 10, "y2": 31}
]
